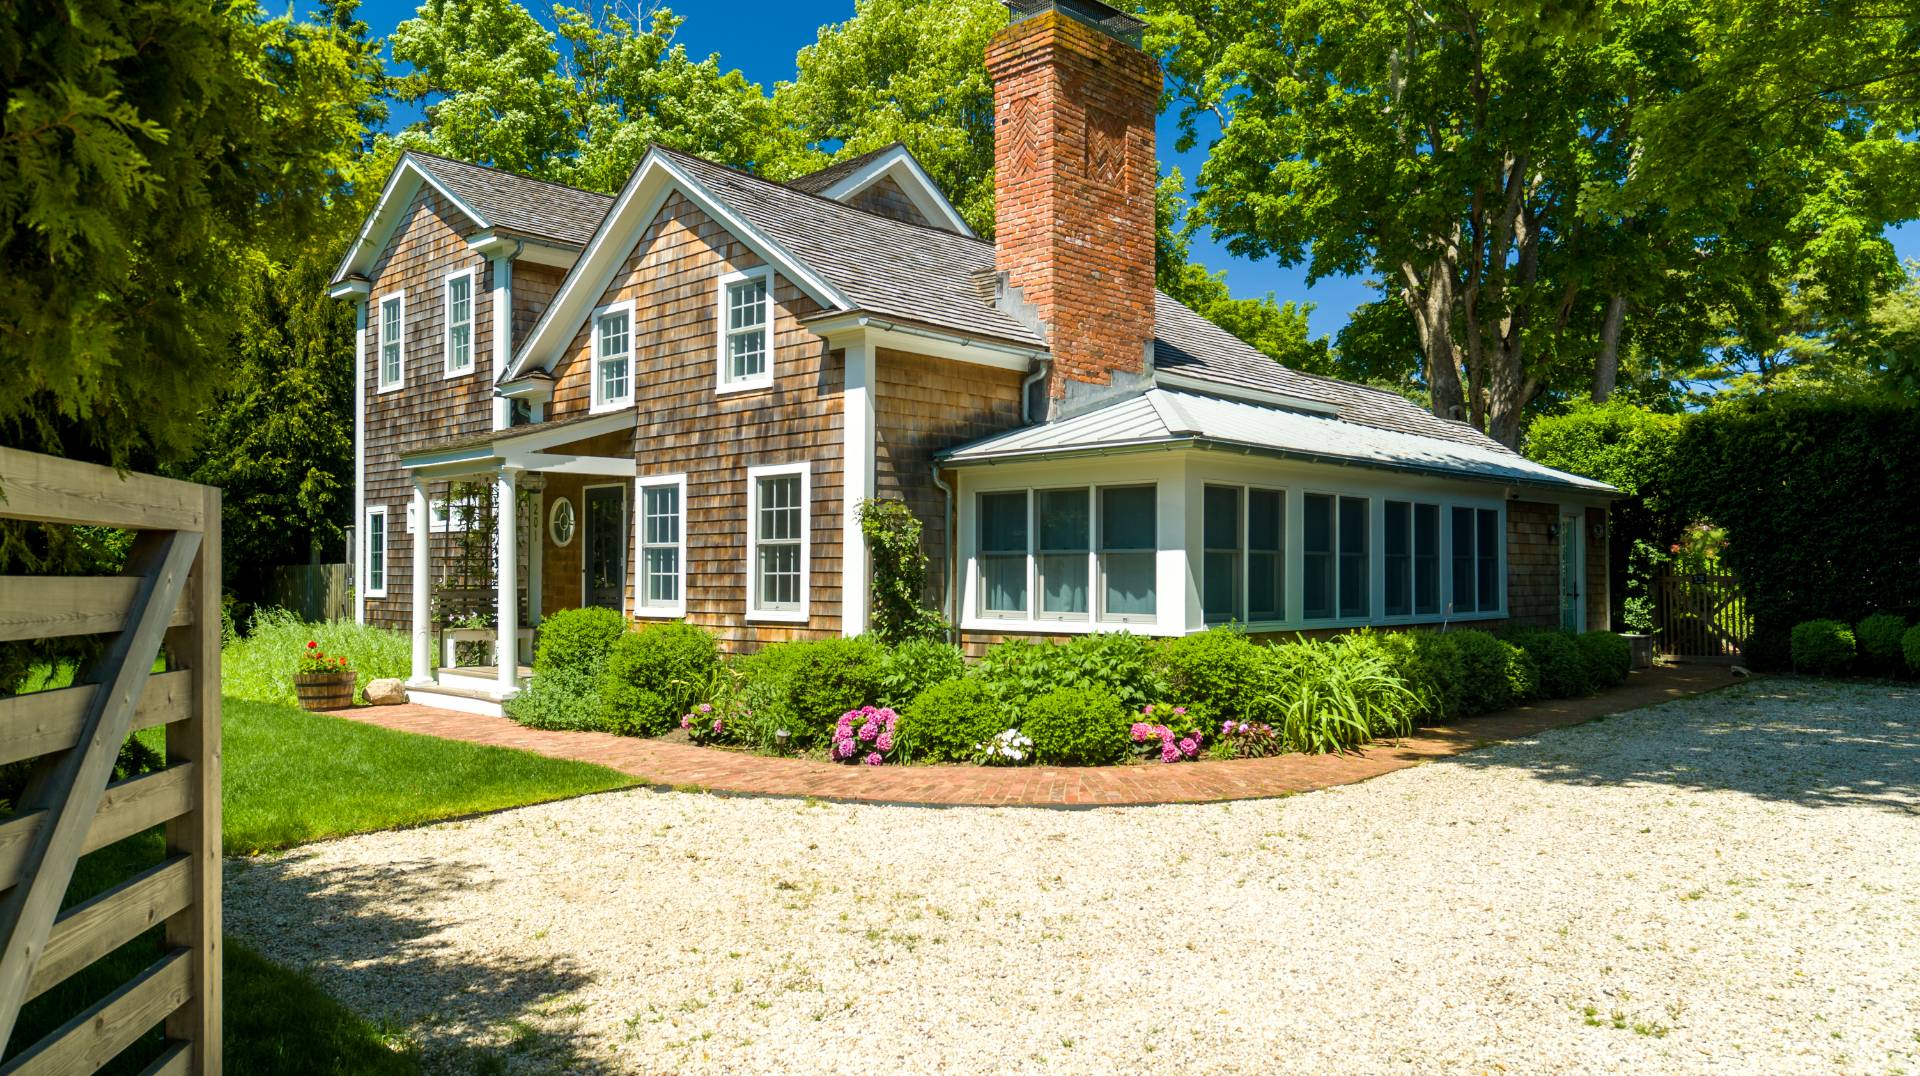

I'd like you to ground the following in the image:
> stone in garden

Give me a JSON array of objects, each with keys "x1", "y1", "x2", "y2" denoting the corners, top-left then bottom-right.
[{"x1": 363, "y1": 678, "x2": 407, "y2": 705}]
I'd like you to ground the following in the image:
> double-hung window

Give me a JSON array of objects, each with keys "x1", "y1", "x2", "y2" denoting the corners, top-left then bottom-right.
[
  {"x1": 443, "y1": 269, "x2": 474, "y2": 375},
  {"x1": 1098, "y1": 485, "x2": 1156, "y2": 622},
  {"x1": 1451, "y1": 506, "x2": 1502, "y2": 613},
  {"x1": 592, "y1": 300, "x2": 634, "y2": 411},
  {"x1": 1202, "y1": 486, "x2": 1242, "y2": 624},
  {"x1": 718, "y1": 268, "x2": 773, "y2": 392},
  {"x1": 638, "y1": 475, "x2": 686, "y2": 616},
  {"x1": 377, "y1": 293, "x2": 404, "y2": 391},
  {"x1": 1304, "y1": 493, "x2": 1368, "y2": 620},
  {"x1": 747, "y1": 464, "x2": 808, "y2": 620},
  {"x1": 977, "y1": 491, "x2": 1029, "y2": 617},
  {"x1": 364, "y1": 507, "x2": 387, "y2": 598},
  {"x1": 1385, "y1": 500, "x2": 1443, "y2": 617},
  {"x1": 1037, "y1": 489, "x2": 1090, "y2": 618}
]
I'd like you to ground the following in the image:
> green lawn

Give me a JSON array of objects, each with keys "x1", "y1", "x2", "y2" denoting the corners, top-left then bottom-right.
[{"x1": 6, "y1": 673, "x2": 640, "y2": 1073}]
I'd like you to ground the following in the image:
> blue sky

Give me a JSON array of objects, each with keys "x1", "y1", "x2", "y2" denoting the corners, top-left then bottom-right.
[{"x1": 357, "y1": 0, "x2": 1915, "y2": 341}]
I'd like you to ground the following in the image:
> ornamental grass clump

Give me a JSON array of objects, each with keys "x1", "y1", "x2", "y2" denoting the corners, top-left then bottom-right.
[
  {"x1": 1261, "y1": 637, "x2": 1416, "y2": 754},
  {"x1": 831, "y1": 706, "x2": 899, "y2": 765}
]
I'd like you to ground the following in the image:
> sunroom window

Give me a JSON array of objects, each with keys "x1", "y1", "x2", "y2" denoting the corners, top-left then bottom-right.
[
  {"x1": 1037, "y1": 489, "x2": 1090, "y2": 618},
  {"x1": 1098, "y1": 485, "x2": 1156, "y2": 621},
  {"x1": 1202, "y1": 485, "x2": 1241, "y2": 624},
  {"x1": 978, "y1": 491, "x2": 1028, "y2": 617},
  {"x1": 1451, "y1": 506, "x2": 1502, "y2": 613},
  {"x1": 1304, "y1": 493, "x2": 1368, "y2": 620},
  {"x1": 1248, "y1": 488, "x2": 1285, "y2": 621},
  {"x1": 1386, "y1": 500, "x2": 1443, "y2": 617}
]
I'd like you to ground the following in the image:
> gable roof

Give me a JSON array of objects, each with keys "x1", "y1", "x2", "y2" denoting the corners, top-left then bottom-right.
[
  {"x1": 329, "y1": 152, "x2": 614, "y2": 287},
  {"x1": 937, "y1": 388, "x2": 1614, "y2": 494},
  {"x1": 784, "y1": 144, "x2": 905, "y2": 195},
  {"x1": 781, "y1": 143, "x2": 975, "y2": 236}
]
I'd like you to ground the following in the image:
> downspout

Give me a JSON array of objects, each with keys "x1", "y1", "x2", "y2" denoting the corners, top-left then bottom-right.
[
  {"x1": 930, "y1": 464, "x2": 957, "y2": 643},
  {"x1": 1020, "y1": 356, "x2": 1052, "y2": 424}
]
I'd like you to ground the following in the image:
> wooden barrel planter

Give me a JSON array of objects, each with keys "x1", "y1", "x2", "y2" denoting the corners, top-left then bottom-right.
[{"x1": 294, "y1": 671, "x2": 356, "y2": 711}]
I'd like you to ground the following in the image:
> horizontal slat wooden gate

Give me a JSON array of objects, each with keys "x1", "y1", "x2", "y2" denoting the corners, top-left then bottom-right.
[
  {"x1": 0, "y1": 447, "x2": 220, "y2": 1073},
  {"x1": 1656, "y1": 572, "x2": 1751, "y2": 659}
]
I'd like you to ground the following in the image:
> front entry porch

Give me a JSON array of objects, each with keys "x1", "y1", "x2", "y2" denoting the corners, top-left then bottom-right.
[{"x1": 397, "y1": 411, "x2": 637, "y2": 717}]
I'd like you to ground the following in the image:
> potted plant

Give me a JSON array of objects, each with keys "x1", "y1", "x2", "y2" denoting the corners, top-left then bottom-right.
[{"x1": 294, "y1": 640, "x2": 356, "y2": 711}]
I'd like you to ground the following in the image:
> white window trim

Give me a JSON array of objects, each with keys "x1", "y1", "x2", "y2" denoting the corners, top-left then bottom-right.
[
  {"x1": 442, "y1": 267, "x2": 477, "y2": 377},
  {"x1": 745, "y1": 461, "x2": 810, "y2": 623},
  {"x1": 590, "y1": 298, "x2": 637, "y2": 414},
  {"x1": 376, "y1": 291, "x2": 405, "y2": 393},
  {"x1": 715, "y1": 267, "x2": 775, "y2": 395},
  {"x1": 635, "y1": 472, "x2": 688, "y2": 619},
  {"x1": 1095, "y1": 483, "x2": 1159, "y2": 626},
  {"x1": 1034, "y1": 487, "x2": 1092, "y2": 623},
  {"x1": 364, "y1": 506, "x2": 388, "y2": 598}
]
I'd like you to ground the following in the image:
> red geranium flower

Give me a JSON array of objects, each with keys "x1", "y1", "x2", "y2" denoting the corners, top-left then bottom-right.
[{"x1": 307, "y1": 640, "x2": 318, "y2": 649}]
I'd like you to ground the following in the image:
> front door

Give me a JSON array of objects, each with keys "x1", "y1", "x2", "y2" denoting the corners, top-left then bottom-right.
[
  {"x1": 1559, "y1": 512, "x2": 1584, "y2": 632},
  {"x1": 583, "y1": 484, "x2": 627, "y2": 612}
]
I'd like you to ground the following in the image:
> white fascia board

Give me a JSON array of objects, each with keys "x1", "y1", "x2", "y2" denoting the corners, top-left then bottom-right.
[
  {"x1": 809, "y1": 313, "x2": 1043, "y2": 371},
  {"x1": 819, "y1": 149, "x2": 976, "y2": 238},
  {"x1": 332, "y1": 155, "x2": 491, "y2": 285},
  {"x1": 505, "y1": 149, "x2": 853, "y2": 382}
]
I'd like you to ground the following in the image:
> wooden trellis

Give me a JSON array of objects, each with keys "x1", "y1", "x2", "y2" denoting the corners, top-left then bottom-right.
[{"x1": 0, "y1": 448, "x2": 221, "y2": 1073}]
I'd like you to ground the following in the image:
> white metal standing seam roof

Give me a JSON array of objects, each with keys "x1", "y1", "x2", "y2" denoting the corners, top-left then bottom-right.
[{"x1": 937, "y1": 389, "x2": 1617, "y2": 495}]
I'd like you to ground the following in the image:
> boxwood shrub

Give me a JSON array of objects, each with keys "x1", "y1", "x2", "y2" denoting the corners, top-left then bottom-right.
[
  {"x1": 1505, "y1": 628, "x2": 1591, "y2": 699},
  {"x1": 1790, "y1": 619, "x2": 1855, "y2": 677},
  {"x1": 738, "y1": 636, "x2": 887, "y2": 748},
  {"x1": 897, "y1": 678, "x2": 1003, "y2": 763},
  {"x1": 597, "y1": 622, "x2": 718, "y2": 736},
  {"x1": 533, "y1": 606, "x2": 629, "y2": 675},
  {"x1": 1449, "y1": 630, "x2": 1538, "y2": 712},
  {"x1": 1021, "y1": 685, "x2": 1131, "y2": 766},
  {"x1": 1575, "y1": 631, "x2": 1632, "y2": 690},
  {"x1": 1854, "y1": 613, "x2": 1908, "y2": 675},
  {"x1": 1156, "y1": 627, "x2": 1265, "y2": 731}
]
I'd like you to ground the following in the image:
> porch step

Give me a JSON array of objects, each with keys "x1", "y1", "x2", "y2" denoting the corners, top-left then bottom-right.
[
  {"x1": 436, "y1": 668, "x2": 530, "y2": 694},
  {"x1": 406, "y1": 683, "x2": 515, "y2": 718}
]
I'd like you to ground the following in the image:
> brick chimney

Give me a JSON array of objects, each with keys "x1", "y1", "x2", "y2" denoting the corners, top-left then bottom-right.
[{"x1": 987, "y1": 0, "x2": 1160, "y2": 419}]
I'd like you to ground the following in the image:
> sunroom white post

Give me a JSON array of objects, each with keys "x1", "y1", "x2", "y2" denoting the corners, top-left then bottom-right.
[
  {"x1": 841, "y1": 334, "x2": 876, "y2": 636},
  {"x1": 409, "y1": 478, "x2": 431, "y2": 684},
  {"x1": 496, "y1": 467, "x2": 521, "y2": 691}
]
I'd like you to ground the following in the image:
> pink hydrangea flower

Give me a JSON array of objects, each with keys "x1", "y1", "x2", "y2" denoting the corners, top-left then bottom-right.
[
  {"x1": 1178, "y1": 737, "x2": 1197, "y2": 757},
  {"x1": 863, "y1": 751, "x2": 883, "y2": 766},
  {"x1": 875, "y1": 732, "x2": 893, "y2": 752},
  {"x1": 1160, "y1": 741, "x2": 1181, "y2": 763}
]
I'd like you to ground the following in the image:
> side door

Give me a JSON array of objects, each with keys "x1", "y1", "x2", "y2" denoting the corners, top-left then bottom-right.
[{"x1": 582, "y1": 483, "x2": 628, "y2": 612}]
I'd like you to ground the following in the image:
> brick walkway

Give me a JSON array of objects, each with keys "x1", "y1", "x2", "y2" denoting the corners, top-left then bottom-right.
[{"x1": 322, "y1": 664, "x2": 1744, "y2": 807}]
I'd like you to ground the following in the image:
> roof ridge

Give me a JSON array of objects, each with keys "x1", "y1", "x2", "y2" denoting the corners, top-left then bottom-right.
[
  {"x1": 404, "y1": 149, "x2": 616, "y2": 202},
  {"x1": 653, "y1": 142, "x2": 993, "y2": 247},
  {"x1": 782, "y1": 142, "x2": 908, "y2": 191}
]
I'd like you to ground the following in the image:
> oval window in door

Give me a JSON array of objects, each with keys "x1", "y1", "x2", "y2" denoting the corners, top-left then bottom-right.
[{"x1": 549, "y1": 496, "x2": 576, "y2": 547}]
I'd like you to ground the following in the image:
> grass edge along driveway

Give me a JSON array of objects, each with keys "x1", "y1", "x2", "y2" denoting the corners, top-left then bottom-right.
[{"x1": 5, "y1": 696, "x2": 640, "y2": 1075}]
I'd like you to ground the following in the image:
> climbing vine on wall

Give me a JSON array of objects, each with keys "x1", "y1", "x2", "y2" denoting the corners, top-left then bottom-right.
[{"x1": 856, "y1": 498, "x2": 946, "y2": 645}]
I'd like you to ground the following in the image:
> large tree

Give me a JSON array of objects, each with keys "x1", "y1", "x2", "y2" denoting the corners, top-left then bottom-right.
[{"x1": 1145, "y1": 0, "x2": 1920, "y2": 445}]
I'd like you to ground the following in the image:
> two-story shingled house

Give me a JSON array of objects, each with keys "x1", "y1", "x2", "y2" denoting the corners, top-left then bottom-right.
[{"x1": 328, "y1": 0, "x2": 1612, "y2": 715}]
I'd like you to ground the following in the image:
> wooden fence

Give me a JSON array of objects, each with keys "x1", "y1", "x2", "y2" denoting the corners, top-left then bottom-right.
[
  {"x1": 0, "y1": 447, "x2": 221, "y2": 1073},
  {"x1": 268, "y1": 563, "x2": 350, "y2": 623},
  {"x1": 1656, "y1": 572, "x2": 1752, "y2": 659}
]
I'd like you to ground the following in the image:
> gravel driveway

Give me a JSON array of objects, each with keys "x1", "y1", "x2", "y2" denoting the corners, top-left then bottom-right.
[{"x1": 226, "y1": 680, "x2": 1920, "y2": 1074}]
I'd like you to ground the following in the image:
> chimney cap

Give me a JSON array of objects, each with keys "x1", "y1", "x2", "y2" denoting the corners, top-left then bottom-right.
[{"x1": 1004, "y1": 0, "x2": 1146, "y2": 48}]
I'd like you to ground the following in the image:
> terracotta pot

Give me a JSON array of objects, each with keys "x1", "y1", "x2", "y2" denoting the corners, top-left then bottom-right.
[{"x1": 294, "y1": 670, "x2": 356, "y2": 711}]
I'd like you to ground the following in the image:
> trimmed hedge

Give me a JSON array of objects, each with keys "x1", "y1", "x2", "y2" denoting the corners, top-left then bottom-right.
[
  {"x1": 1790, "y1": 619, "x2": 1855, "y2": 677},
  {"x1": 597, "y1": 622, "x2": 718, "y2": 737},
  {"x1": 1855, "y1": 613, "x2": 1908, "y2": 675},
  {"x1": 1022, "y1": 686, "x2": 1131, "y2": 766},
  {"x1": 1505, "y1": 628, "x2": 1592, "y2": 698},
  {"x1": 1904, "y1": 625, "x2": 1920, "y2": 677},
  {"x1": 1575, "y1": 630, "x2": 1632, "y2": 690},
  {"x1": 1156, "y1": 627, "x2": 1266, "y2": 731},
  {"x1": 897, "y1": 678, "x2": 1002, "y2": 763},
  {"x1": 533, "y1": 606, "x2": 628, "y2": 675}
]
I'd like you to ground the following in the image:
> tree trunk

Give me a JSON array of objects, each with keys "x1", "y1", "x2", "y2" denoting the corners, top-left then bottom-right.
[
  {"x1": 1399, "y1": 260, "x2": 1466, "y2": 422},
  {"x1": 1592, "y1": 292, "x2": 1627, "y2": 401}
]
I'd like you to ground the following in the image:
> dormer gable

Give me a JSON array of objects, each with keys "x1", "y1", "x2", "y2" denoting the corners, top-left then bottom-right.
[{"x1": 783, "y1": 143, "x2": 975, "y2": 237}]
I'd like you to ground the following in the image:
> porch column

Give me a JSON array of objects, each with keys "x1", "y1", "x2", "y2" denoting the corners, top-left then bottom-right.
[
  {"x1": 841, "y1": 334, "x2": 876, "y2": 636},
  {"x1": 496, "y1": 467, "x2": 521, "y2": 692},
  {"x1": 409, "y1": 478, "x2": 431, "y2": 684},
  {"x1": 489, "y1": 252, "x2": 513, "y2": 431}
]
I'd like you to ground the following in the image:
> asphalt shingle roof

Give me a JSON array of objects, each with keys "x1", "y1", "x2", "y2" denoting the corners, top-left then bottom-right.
[{"x1": 411, "y1": 152, "x2": 614, "y2": 247}]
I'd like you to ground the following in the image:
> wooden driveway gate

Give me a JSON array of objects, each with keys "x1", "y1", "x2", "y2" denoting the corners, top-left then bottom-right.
[
  {"x1": 1656, "y1": 572, "x2": 1752, "y2": 659},
  {"x1": 0, "y1": 448, "x2": 221, "y2": 1073}
]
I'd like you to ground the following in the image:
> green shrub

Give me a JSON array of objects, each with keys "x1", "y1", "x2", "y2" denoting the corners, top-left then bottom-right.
[
  {"x1": 878, "y1": 638, "x2": 965, "y2": 709},
  {"x1": 596, "y1": 622, "x2": 718, "y2": 736},
  {"x1": 1575, "y1": 631, "x2": 1632, "y2": 690},
  {"x1": 1904, "y1": 625, "x2": 1920, "y2": 677},
  {"x1": 1447, "y1": 630, "x2": 1536, "y2": 713},
  {"x1": 1260, "y1": 637, "x2": 1416, "y2": 754},
  {"x1": 1505, "y1": 628, "x2": 1592, "y2": 699},
  {"x1": 1156, "y1": 627, "x2": 1266, "y2": 729},
  {"x1": 737, "y1": 636, "x2": 887, "y2": 748},
  {"x1": 896, "y1": 678, "x2": 1003, "y2": 762},
  {"x1": 533, "y1": 606, "x2": 629, "y2": 675},
  {"x1": 1021, "y1": 686, "x2": 1131, "y2": 766},
  {"x1": 1789, "y1": 619, "x2": 1855, "y2": 677},
  {"x1": 1376, "y1": 630, "x2": 1467, "y2": 723},
  {"x1": 1855, "y1": 613, "x2": 1908, "y2": 674},
  {"x1": 976, "y1": 632, "x2": 1167, "y2": 711},
  {"x1": 223, "y1": 608, "x2": 409, "y2": 705},
  {"x1": 504, "y1": 666, "x2": 605, "y2": 731}
]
